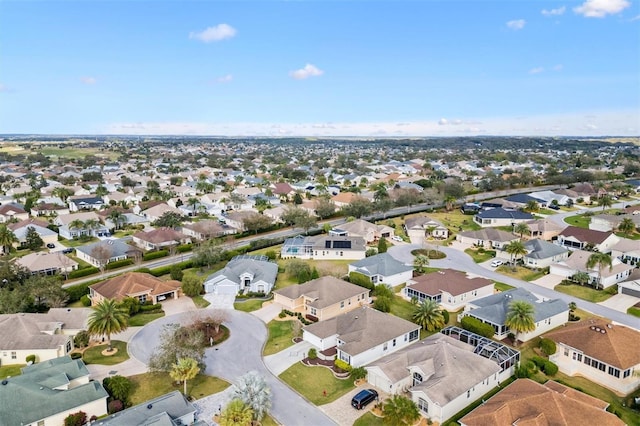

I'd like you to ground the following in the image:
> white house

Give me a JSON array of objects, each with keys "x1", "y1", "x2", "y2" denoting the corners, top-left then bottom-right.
[
  {"x1": 404, "y1": 215, "x2": 449, "y2": 241},
  {"x1": 473, "y1": 208, "x2": 534, "y2": 228},
  {"x1": 281, "y1": 235, "x2": 366, "y2": 260},
  {"x1": 303, "y1": 306, "x2": 420, "y2": 367},
  {"x1": 348, "y1": 253, "x2": 414, "y2": 287},
  {"x1": 549, "y1": 249, "x2": 635, "y2": 289},
  {"x1": 204, "y1": 255, "x2": 278, "y2": 296},
  {"x1": 522, "y1": 239, "x2": 569, "y2": 268},
  {"x1": 555, "y1": 226, "x2": 619, "y2": 253}
]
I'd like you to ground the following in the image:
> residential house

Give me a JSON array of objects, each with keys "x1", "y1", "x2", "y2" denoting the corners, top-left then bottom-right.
[
  {"x1": 405, "y1": 215, "x2": 449, "y2": 241},
  {"x1": 520, "y1": 218, "x2": 565, "y2": 241},
  {"x1": 90, "y1": 272, "x2": 181, "y2": 305},
  {"x1": 281, "y1": 235, "x2": 366, "y2": 260},
  {"x1": 348, "y1": 253, "x2": 414, "y2": 287},
  {"x1": 590, "y1": 213, "x2": 640, "y2": 232},
  {"x1": 553, "y1": 187, "x2": 584, "y2": 204},
  {"x1": 549, "y1": 249, "x2": 634, "y2": 289},
  {"x1": 618, "y1": 271, "x2": 640, "y2": 297},
  {"x1": 0, "y1": 356, "x2": 108, "y2": 426},
  {"x1": 103, "y1": 191, "x2": 140, "y2": 206},
  {"x1": 271, "y1": 182, "x2": 295, "y2": 198},
  {"x1": 181, "y1": 219, "x2": 237, "y2": 240},
  {"x1": 140, "y1": 203, "x2": 184, "y2": 222},
  {"x1": 132, "y1": 228, "x2": 191, "y2": 251},
  {"x1": 547, "y1": 321, "x2": 640, "y2": 395},
  {"x1": 331, "y1": 219, "x2": 394, "y2": 243},
  {"x1": 459, "y1": 288, "x2": 568, "y2": 342},
  {"x1": 303, "y1": 306, "x2": 420, "y2": 367},
  {"x1": 529, "y1": 190, "x2": 570, "y2": 206},
  {"x1": 68, "y1": 196, "x2": 105, "y2": 212},
  {"x1": 330, "y1": 192, "x2": 360, "y2": 207},
  {"x1": 204, "y1": 255, "x2": 278, "y2": 296},
  {"x1": 0, "y1": 203, "x2": 29, "y2": 223},
  {"x1": 0, "y1": 308, "x2": 91, "y2": 365},
  {"x1": 473, "y1": 208, "x2": 534, "y2": 228},
  {"x1": 274, "y1": 276, "x2": 370, "y2": 322},
  {"x1": 522, "y1": 239, "x2": 569, "y2": 268},
  {"x1": 556, "y1": 226, "x2": 619, "y2": 252},
  {"x1": 460, "y1": 379, "x2": 624, "y2": 426},
  {"x1": 75, "y1": 239, "x2": 142, "y2": 268},
  {"x1": 55, "y1": 211, "x2": 110, "y2": 239},
  {"x1": 94, "y1": 391, "x2": 205, "y2": 426},
  {"x1": 8, "y1": 220, "x2": 58, "y2": 248},
  {"x1": 404, "y1": 269, "x2": 495, "y2": 311},
  {"x1": 30, "y1": 202, "x2": 70, "y2": 217},
  {"x1": 504, "y1": 193, "x2": 547, "y2": 208},
  {"x1": 479, "y1": 199, "x2": 520, "y2": 211},
  {"x1": 456, "y1": 228, "x2": 518, "y2": 250},
  {"x1": 367, "y1": 331, "x2": 517, "y2": 424},
  {"x1": 16, "y1": 252, "x2": 79, "y2": 276},
  {"x1": 222, "y1": 210, "x2": 258, "y2": 231}
]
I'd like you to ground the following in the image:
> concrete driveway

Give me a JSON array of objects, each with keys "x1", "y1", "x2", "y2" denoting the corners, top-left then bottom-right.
[
  {"x1": 162, "y1": 296, "x2": 198, "y2": 316},
  {"x1": 531, "y1": 274, "x2": 564, "y2": 290},
  {"x1": 598, "y1": 293, "x2": 640, "y2": 313},
  {"x1": 203, "y1": 293, "x2": 235, "y2": 309},
  {"x1": 251, "y1": 301, "x2": 282, "y2": 323},
  {"x1": 264, "y1": 340, "x2": 312, "y2": 376},
  {"x1": 319, "y1": 384, "x2": 387, "y2": 426},
  {"x1": 128, "y1": 309, "x2": 336, "y2": 426}
]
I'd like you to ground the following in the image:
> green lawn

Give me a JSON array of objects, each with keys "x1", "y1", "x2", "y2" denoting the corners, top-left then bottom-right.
[
  {"x1": 354, "y1": 412, "x2": 384, "y2": 426},
  {"x1": 82, "y1": 341, "x2": 130, "y2": 365},
  {"x1": 628, "y1": 306, "x2": 640, "y2": 318},
  {"x1": 0, "y1": 364, "x2": 24, "y2": 379},
  {"x1": 425, "y1": 211, "x2": 482, "y2": 232},
  {"x1": 554, "y1": 283, "x2": 615, "y2": 303},
  {"x1": 234, "y1": 298, "x2": 267, "y2": 312},
  {"x1": 263, "y1": 320, "x2": 297, "y2": 356},
  {"x1": 464, "y1": 248, "x2": 496, "y2": 263},
  {"x1": 494, "y1": 282, "x2": 516, "y2": 292},
  {"x1": 615, "y1": 231, "x2": 640, "y2": 240},
  {"x1": 61, "y1": 237, "x2": 100, "y2": 248},
  {"x1": 128, "y1": 311, "x2": 165, "y2": 326},
  {"x1": 389, "y1": 294, "x2": 416, "y2": 323},
  {"x1": 260, "y1": 415, "x2": 279, "y2": 426},
  {"x1": 564, "y1": 214, "x2": 591, "y2": 228},
  {"x1": 190, "y1": 295, "x2": 211, "y2": 308},
  {"x1": 495, "y1": 265, "x2": 547, "y2": 282},
  {"x1": 129, "y1": 372, "x2": 230, "y2": 404},
  {"x1": 279, "y1": 362, "x2": 355, "y2": 405}
]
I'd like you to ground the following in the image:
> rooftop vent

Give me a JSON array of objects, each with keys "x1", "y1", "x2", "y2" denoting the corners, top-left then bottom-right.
[{"x1": 147, "y1": 404, "x2": 153, "y2": 409}]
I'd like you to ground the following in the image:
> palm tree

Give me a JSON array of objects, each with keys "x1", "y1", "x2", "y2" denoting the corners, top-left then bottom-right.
[
  {"x1": 513, "y1": 222, "x2": 530, "y2": 240},
  {"x1": 232, "y1": 371, "x2": 272, "y2": 422},
  {"x1": 525, "y1": 200, "x2": 539, "y2": 213},
  {"x1": 69, "y1": 219, "x2": 85, "y2": 237},
  {"x1": 618, "y1": 218, "x2": 636, "y2": 236},
  {"x1": 598, "y1": 194, "x2": 613, "y2": 211},
  {"x1": 382, "y1": 395, "x2": 420, "y2": 426},
  {"x1": 84, "y1": 219, "x2": 100, "y2": 237},
  {"x1": 108, "y1": 210, "x2": 126, "y2": 230},
  {"x1": 0, "y1": 225, "x2": 17, "y2": 255},
  {"x1": 504, "y1": 300, "x2": 536, "y2": 347},
  {"x1": 187, "y1": 197, "x2": 199, "y2": 216},
  {"x1": 586, "y1": 252, "x2": 612, "y2": 289},
  {"x1": 413, "y1": 254, "x2": 429, "y2": 273},
  {"x1": 444, "y1": 195, "x2": 457, "y2": 212},
  {"x1": 219, "y1": 399, "x2": 254, "y2": 426},
  {"x1": 504, "y1": 240, "x2": 527, "y2": 271},
  {"x1": 571, "y1": 271, "x2": 591, "y2": 286},
  {"x1": 52, "y1": 186, "x2": 74, "y2": 202},
  {"x1": 87, "y1": 299, "x2": 129, "y2": 351},
  {"x1": 412, "y1": 299, "x2": 446, "y2": 331},
  {"x1": 170, "y1": 357, "x2": 200, "y2": 396}
]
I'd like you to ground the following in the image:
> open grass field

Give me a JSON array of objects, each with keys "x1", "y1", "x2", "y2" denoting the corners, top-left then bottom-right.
[
  {"x1": 421, "y1": 210, "x2": 482, "y2": 232},
  {"x1": 82, "y1": 340, "x2": 129, "y2": 365},
  {"x1": 0, "y1": 364, "x2": 24, "y2": 379},
  {"x1": 129, "y1": 372, "x2": 230, "y2": 405},
  {"x1": 128, "y1": 311, "x2": 165, "y2": 326},
  {"x1": 554, "y1": 283, "x2": 615, "y2": 303},
  {"x1": 263, "y1": 320, "x2": 297, "y2": 356},
  {"x1": 564, "y1": 214, "x2": 591, "y2": 228},
  {"x1": 495, "y1": 265, "x2": 547, "y2": 282},
  {"x1": 279, "y1": 362, "x2": 355, "y2": 405},
  {"x1": 37, "y1": 145, "x2": 119, "y2": 161},
  {"x1": 464, "y1": 248, "x2": 496, "y2": 263}
]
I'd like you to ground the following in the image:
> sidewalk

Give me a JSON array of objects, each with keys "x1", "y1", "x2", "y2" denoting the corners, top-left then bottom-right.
[
  {"x1": 86, "y1": 356, "x2": 148, "y2": 382},
  {"x1": 264, "y1": 340, "x2": 313, "y2": 376}
]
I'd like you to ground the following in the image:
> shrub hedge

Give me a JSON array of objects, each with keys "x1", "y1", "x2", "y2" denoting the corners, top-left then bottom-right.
[
  {"x1": 460, "y1": 316, "x2": 495, "y2": 338},
  {"x1": 334, "y1": 359, "x2": 352, "y2": 372},
  {"x1": 539, "y1": 338, "x2": 557, "y2": 356},
  {"x1": 105, "y1": 259, "x2": 134, "y2": 270},
  {"x1": 67, "y1": 267, "x2": 100, "y2": 280},
  {"x1": 142, "y1": 250, "x2": 169, "y2": 261}
]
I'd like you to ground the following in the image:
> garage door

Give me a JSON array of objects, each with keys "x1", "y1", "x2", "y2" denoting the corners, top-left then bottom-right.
[
  {"x1": 621, "y1": 286, "x2": 640, "y2": 298},
  {"x1": 215, "y1": 284, "x2": 238, "y2": 296}
]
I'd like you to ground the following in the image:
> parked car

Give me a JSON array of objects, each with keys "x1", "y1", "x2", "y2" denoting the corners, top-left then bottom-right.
[
  {"x1": 62, "y1": 248, "x2": 74, "y2": 254},
  {"x1": 351, "y1": 389, "x2": 378, "y2": 410},
  {"x1": 391, "y1": 236, "x2": 403, "y2": 242},
  {"x1": 490, "y1": 259, "x2": 503, "y2": 268},
  {"x1": 46, "y1": 243, "x2": 55, "y2": 249}
]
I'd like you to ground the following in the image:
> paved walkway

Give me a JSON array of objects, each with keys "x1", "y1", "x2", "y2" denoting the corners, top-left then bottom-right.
[
  {"x1": 203, "y1": 293, "x2": 236, "y2": 309},
  {"x1": 532, "y1": 273, "x2": 564, "y2": 290},
  {"x1": 192, "y1": 387, "x2": 236, "y2": 426},
  {"x1": 598, "y1": 293, "x2": 640, "y2": 313},
  {"x1": 264, "y1": 340, "x2": 313, "y2": 376},
  {"x1": 319, "y1": 383, "x2": 387, "y2": 426},
  {"x1": 251, "y1": 301, "x2": 282, "y2": 323}
]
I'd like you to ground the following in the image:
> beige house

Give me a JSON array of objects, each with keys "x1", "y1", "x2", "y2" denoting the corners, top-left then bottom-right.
[
  {"x1": 460, "y1": 379, "x2": 624, "y2": 426},
  {"x1": 547, "y1": 321, "x2": 640, "y2": 395},
  {"x1": 0, "y1": 308, "x2": 91, "y2": 365},
  {"x1": 140, "y1": 203, "x2": 184, "y2": 222},
  {"x1": 332, "y1": 219, "x2": 394, "y2": 243},
  {"x1": 520, "y1": 218, "x2": 566, "y2": 241},
  {"x1": 181, "y1": 219, "x2": 237, "y2": 240},
  {"x1": 405, "y1": 215, "x2": 449, "y2": 241},
  {"x1": 15, "y1": 252, "x2": 79, "y2": 276},
  {"x1": 0, "y1": 204, "x2": 29, "y2": 223},
  {"x1": 89, "y1": 272, "x2": 181, "y2": 305},
  {"x1": 274, "y1": 276, "x2": 370, "y2": 321},
  {"x1": 132, "y1": 227, "x2": 190, "y2": 251}
]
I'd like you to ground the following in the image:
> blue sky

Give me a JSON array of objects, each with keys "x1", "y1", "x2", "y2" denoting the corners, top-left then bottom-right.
[{"x1": 1, "y1": 0, "x2": 639, "y2": 136}]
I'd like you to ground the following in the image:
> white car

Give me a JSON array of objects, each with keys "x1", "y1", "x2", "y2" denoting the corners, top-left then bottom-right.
[
  {"x1": 490, "y1": 259, "x2": 503, "y2": 267},
  {"x1": 391, "y1": 236, "x2": 403, "y2": 242}
]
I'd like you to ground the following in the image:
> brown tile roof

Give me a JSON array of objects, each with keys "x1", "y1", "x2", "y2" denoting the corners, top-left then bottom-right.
[
  {"x1": 8, "y1": 218, "x2": 50, "y2": 231},
  {"x1": 182, "y1": 220, "x2": 227, "y2": 236},
  {"x1": 330, "y1": 192, "x2": 360, "y2": 204},
  {"x1": 406, "y1": 269, "x2": 494, "y2": 297},
  {"x1": 559, "y1": 226, "x2": 613, "y2": 244},
  {"x1": 0, "y1": 204, "x2": 27, "y2": 215},
  {"x1": 272, "y1": 182, "x2": 293, "y2": 195},
  {"x1": 274, "y1": 276, "x2": 369, "y2": 309},
  {"x1": 89, "y1": 272, "x2": 181, "y2": 301},
  {"x1": 133, "y1": 228, "x2": 187, "y2": 244},
  {"x1": 460, "y1": 379, "x2": 624, "y2": 426},
  {"x1": 545, "y1": 321, "x2": 640, "y2": 369}
]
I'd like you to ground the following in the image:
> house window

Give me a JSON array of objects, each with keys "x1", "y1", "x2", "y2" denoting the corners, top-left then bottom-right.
[
  {"x1": 608, "y1": 366, "x2": 620, "y2": 378},
  {"x1": 310, "y1": 307, "x2": 317, "y2": 316},
  {"x1": 418, "y1": 398, "x2": 428, "y2": 413},
  {"x1": 564, "y1": 348, "x2": 569, "y2": 356},
  {"x1": 339, "y1": 352, "x2": 350, "y2": 364},
  {"x1": 409, "y1": 329, "x2": 419, "y2": 341},
  {"x1": 572, "y1": 352, "x2": 582, "y2": 362},
  {"x1": 623, "y1": 369, "x2": 632, "y2": 378},
  {"x1": 11, "y1": 352, "x2": 16, "y2": 360},
  {"x1": 392, "y1": 338, "x2": 396, "y2": 347},
  {"x1": 137, "y1": 294, "x2": 147, "y2": 304},
  {"x1": 340, "y1": 301, "x2": 345, "y2": 309},
  {"x1": 66, "y1": 340, "x2": 72, "y2": 353},
  {"x1": 383, "y1": 342, "x2": 388, "y2": 351},
  {"x1": 467, "y1": 390, "x2": 471, "y2": 398},
  {"x1": 413, "y1": 372, "x2": 423, "y2": 386}
]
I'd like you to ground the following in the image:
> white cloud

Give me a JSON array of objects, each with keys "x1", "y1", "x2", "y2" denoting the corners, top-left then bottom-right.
[
  {"x1": 438, "y1": 118, "x2": 448, "y2": 125},
  {"x1": 506, "y1": 19, "x2": 526, "y2": 30},
  {"x1": 542, "y1": 6, "x2": 566, "y2": 16},
  {"x1": 289, "y1": 64, "x2": 324, "y2": 80},
  {"x1": 80, "y1": 76, "x2": 97, "y2": 85},
  {"x1": 216, "y1": 74, "x2": 233, "y2": 83},
  {"x1": 529, "y1": 67, "x2": 545, "y2": 74},
  {"x1": 189, "y1": 24, "x2": 237, "y2": 42},
  {"x1": 574, "y1": 0, "x2": 630, "y2": 17},
  {"x1": 630, "y1": 14, "x2": 640, "y2": 21}
]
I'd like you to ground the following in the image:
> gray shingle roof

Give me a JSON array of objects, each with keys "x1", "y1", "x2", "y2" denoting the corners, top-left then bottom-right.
[
  {"x1": 458, "y1": 228, "x2": 518, "y2": 243},
  {"x1": 523, "y1": 239, "x2": 568, "y2": 259},
  {"x1": 205, "y1": 255, "x2": 278, "y2": 288},
  {"x1": 349, "y1": 253, "x2": 413, "y2": 278},
  {"x1": 475, "y1": 208, "x2": 534, "y2": 220},
  {"x1": 75, "y1": 239, "x2": 139, "y2": 258},
  {"x1": 274, "y1": 276, "x2": 368, "y2": 309},
  {"x1": 468, "y1": 288, "x2": 567, "y2": 325},
  {"x1": 96, "y1": 391, "x2": 197, "y2": 426}
]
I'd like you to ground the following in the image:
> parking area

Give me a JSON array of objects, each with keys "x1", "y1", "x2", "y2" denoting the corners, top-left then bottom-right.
[
  {"x1": 319, "y1": 384, "x2": 387, "y2": 426},
  {"x1": 598, "y1": 293, "x2": 640, "y2": 313}
]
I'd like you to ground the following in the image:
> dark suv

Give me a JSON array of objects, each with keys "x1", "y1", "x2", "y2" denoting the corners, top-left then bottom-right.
[{"x1": 351, "y1": 389, "x2": 378, "y2": 410}]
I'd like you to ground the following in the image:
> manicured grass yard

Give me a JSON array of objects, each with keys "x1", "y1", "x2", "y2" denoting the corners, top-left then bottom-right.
[
  {"x1": 128, "y1": 311, "x2": 165, "y2": 326},
  {"x1": 279, "y1": 362, "x2": 355, "y2": 405},
  {"x1": 354, "y1": 412, "x2": 384, "y2": 426},
  {"x1": 495, "y1": 265, "x2": 547, "y2": 282},
  {"x1": 389, "y1": 293, "x2": 415, "y2": 323},
  {"x1": 553, "y1": 283, "x2": 615, "y2": 303},
  {"x1": 129, "y1": 372, "x2": 230, "y2": 405},
  {"x1": 82, "y1": 340, "x2": 130, "y2": 365},
  {"x1": 564, "y1": 214, "x2": 591, "y2": 228},
  {"x1": 0, "y1": 364, "x2": 24, "y2": 379},
  {"x1": 464, "y1": 248, "x2": 496, "y2": 263},
  {"x1": 494, "y1": 282, "x2": 516, "y2": 292},
  {"x1": 425, "y1": 210, "x2": 482, "y2": 232},
  {"x1": 627, "y1": 306, "x2": 640, "y2": 318},
  {"x1": 190, "y1": 295, "x2": 211, "y2": 308},
  {"x1": 263, "y1": 320, "x2": 297, "y2": 356},
  {"x1": 234, "y1": 298, "x2": 267, "y2": 312}
]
